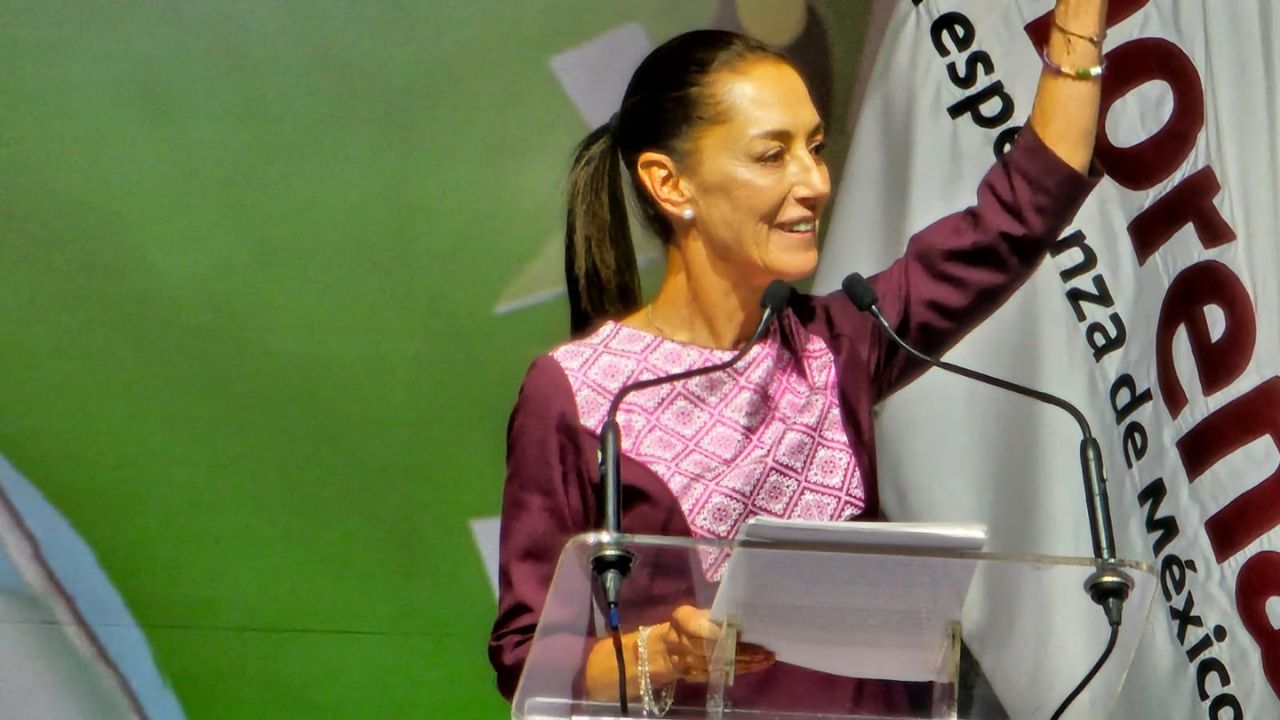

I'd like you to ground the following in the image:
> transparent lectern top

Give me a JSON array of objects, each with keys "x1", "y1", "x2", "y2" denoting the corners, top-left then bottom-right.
[{"x1": 512, "y1": 533, "x2": 1155, "y2": 720}]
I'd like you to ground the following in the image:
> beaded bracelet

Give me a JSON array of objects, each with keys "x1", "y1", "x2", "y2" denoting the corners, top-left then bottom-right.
[
  {"x1": 1040, "y1": 48, "x2": 1104, "y2": 79},
  {"x1": 637, "y1": 625, "x2": 676, "y2": 717}
]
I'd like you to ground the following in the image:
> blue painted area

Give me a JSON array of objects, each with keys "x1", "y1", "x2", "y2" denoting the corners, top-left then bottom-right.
[{"x1": 0, "y1": 455, "x2": 187, "y2": 720}]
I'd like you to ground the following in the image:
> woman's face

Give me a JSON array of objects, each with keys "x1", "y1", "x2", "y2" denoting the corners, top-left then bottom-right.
[{"x1": 680, "y1": 58, "x2": 831, "y2": 285}]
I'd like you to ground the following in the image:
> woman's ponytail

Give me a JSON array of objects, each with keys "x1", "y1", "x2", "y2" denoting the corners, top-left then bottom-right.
[{"x1": 564, "y1": 123, "x2": 640, "y2": 336}]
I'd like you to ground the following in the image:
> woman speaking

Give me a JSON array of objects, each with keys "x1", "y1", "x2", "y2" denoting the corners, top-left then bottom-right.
[{"x1": 492, "y1": 0, "x2": 1107, "y2": 713}]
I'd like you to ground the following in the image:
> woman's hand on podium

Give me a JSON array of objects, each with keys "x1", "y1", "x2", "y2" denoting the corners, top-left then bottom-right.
[
  {"x1": 583, "y1": 605, "x2": 775, "y2": 701},
  {"x1": 646, "y1": 605, "x2": 775, "y2": 685}
]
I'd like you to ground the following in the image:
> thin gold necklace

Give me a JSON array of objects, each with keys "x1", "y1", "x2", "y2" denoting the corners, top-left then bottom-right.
[{"x1": 645, "y1": 304, "x2": 673, "y2": 338}]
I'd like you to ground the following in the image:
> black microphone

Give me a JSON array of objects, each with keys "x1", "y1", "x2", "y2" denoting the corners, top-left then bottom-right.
[
  {"x1": 591, "y1": 280, "x2": 795, "y2": 621},
  {"x1": 840, "y1": 272, "x2": 1131, "y2": 627}
]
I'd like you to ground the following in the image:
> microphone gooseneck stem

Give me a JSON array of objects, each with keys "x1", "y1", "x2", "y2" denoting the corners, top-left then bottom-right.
[{"x1": 862, "y1": 298, "x2": 1131, "y2": 626}]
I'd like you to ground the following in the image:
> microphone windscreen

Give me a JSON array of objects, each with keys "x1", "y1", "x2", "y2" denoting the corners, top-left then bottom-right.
[
  {"x1": 760, "y1": 280, "x2": 794, "y2": 313},
  {"x1": 841, "y1": 273, "x2": 879, "y2": 312}
]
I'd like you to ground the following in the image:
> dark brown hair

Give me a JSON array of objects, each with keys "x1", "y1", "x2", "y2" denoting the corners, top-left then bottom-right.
[{"x1": 564, "y1": 30, "x2": 790, "y2": 335}]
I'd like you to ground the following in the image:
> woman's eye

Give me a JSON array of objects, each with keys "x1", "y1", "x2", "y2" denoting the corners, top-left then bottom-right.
[
  {"x1": 758, "y1": 148, "x2": 785, "y2": 164},
  {"x1": 810, "y1": 141, "x2": 827, "y2": 157}
]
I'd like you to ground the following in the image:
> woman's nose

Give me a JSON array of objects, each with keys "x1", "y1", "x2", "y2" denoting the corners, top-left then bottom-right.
[{"x1": 792, "y1": 154, "x2": 831, "y2": 206}]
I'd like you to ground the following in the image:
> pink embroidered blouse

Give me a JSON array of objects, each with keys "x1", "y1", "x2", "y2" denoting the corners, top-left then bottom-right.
[{"x1": 553, "y1": 313, "x2": 865, "y2": 579}]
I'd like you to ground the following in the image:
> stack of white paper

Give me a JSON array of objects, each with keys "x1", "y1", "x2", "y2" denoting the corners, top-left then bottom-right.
[{"x1": 709, "y1": 518, "x2": 987, "y2": 682}]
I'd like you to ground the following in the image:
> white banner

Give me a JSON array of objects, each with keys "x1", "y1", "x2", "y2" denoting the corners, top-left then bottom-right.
[{"x1": 817, "y1": 1, "x2": 1280, "y2": 718}]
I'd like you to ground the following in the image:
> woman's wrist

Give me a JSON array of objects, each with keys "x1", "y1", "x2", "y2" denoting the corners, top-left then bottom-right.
[
  {"x1": 637, "y1": 623, "x2": 678, "y2": 687},
  {"x1": 1043, "y1": 0, "x2": 1106, "y2": 77},
  {"x1": 635, "y1": 624, "x2": 677, "y2": 716},
  {"x1": 1052, "y1": 0, "x2": 1107, "y2": 31}
]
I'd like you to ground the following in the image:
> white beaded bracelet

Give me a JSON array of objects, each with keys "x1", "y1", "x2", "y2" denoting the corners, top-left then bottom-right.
[
  {"x1": 1040, "y1": 48, "x2": 1104, "y2": 79},
  {"x1": 637, "y1": 625, "x2": 676, "y2": 716}
]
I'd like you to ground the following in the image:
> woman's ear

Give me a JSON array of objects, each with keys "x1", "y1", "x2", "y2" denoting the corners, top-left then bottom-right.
[{"x1": 635, "y1": 151, "x2": 693, "y2": 221}]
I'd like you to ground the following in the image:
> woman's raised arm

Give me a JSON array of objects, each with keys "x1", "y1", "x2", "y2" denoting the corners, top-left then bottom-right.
[{"x1": 1028, "y1": 0, "x2": 1109, "y2": 173}]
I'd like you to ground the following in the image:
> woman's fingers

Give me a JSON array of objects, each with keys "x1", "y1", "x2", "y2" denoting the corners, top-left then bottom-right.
[
  {"x1": 669, "y1": 605, "x2": 721, "y2": 641},
  {"x1": 731, "y1": 640, "x2": 775, "y2": 675},
  {"x1": 734, "y1": 648, "x2": 776, "y2": 673},
  {"x1": 656, "y1": 607, "x2": 718, "y2": 680},
  {"x1": 735, "y1": 642, "x2": 774, "y2": 663},
  {"x1": 657, "y1": 607, "x2": 777, "y2": 681}
]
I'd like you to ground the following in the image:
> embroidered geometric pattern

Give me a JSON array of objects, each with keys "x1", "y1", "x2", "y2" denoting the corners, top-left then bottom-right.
[{"x1": 552, "y1": 311, "x2": 865, "y2": 574}]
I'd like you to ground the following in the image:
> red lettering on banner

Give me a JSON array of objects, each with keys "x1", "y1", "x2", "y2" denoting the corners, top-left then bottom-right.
[
  {"x1": 1128, "y1": 166, "x2": 1238, "y2": 265},
  {"x1": 1096, "y1": 39, "x2": 1205, "y2": 190},
  {"x1": 1177, "y1": 378, "x2": 1280, "y2": 562},
  {"x1": 1236, "y1": 551, "x2": 1280, "y2": 693},
  {"x1": 1155, "y1": 261, "x2": 1256, "y2": 418}
]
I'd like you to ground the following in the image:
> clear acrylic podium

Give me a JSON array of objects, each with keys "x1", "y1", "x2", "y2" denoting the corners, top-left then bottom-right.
[{"x1": 512, "y1": 532, "x2": 1155, "y2": 720}]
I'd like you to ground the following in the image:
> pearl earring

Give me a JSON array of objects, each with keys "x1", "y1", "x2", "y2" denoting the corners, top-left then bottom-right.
[{"x1": 681, "y1": 207, "x2": 695, "y2": 220}]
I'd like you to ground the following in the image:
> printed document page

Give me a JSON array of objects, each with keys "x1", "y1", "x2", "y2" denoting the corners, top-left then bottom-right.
[{"x1": 709, "y1": 518, "x2": 986, "y2": 681}]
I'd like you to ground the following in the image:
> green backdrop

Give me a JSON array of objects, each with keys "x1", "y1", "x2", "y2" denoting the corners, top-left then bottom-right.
[{"x1": 0, "y1": 1, "x2": 871, "y2": 716}]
